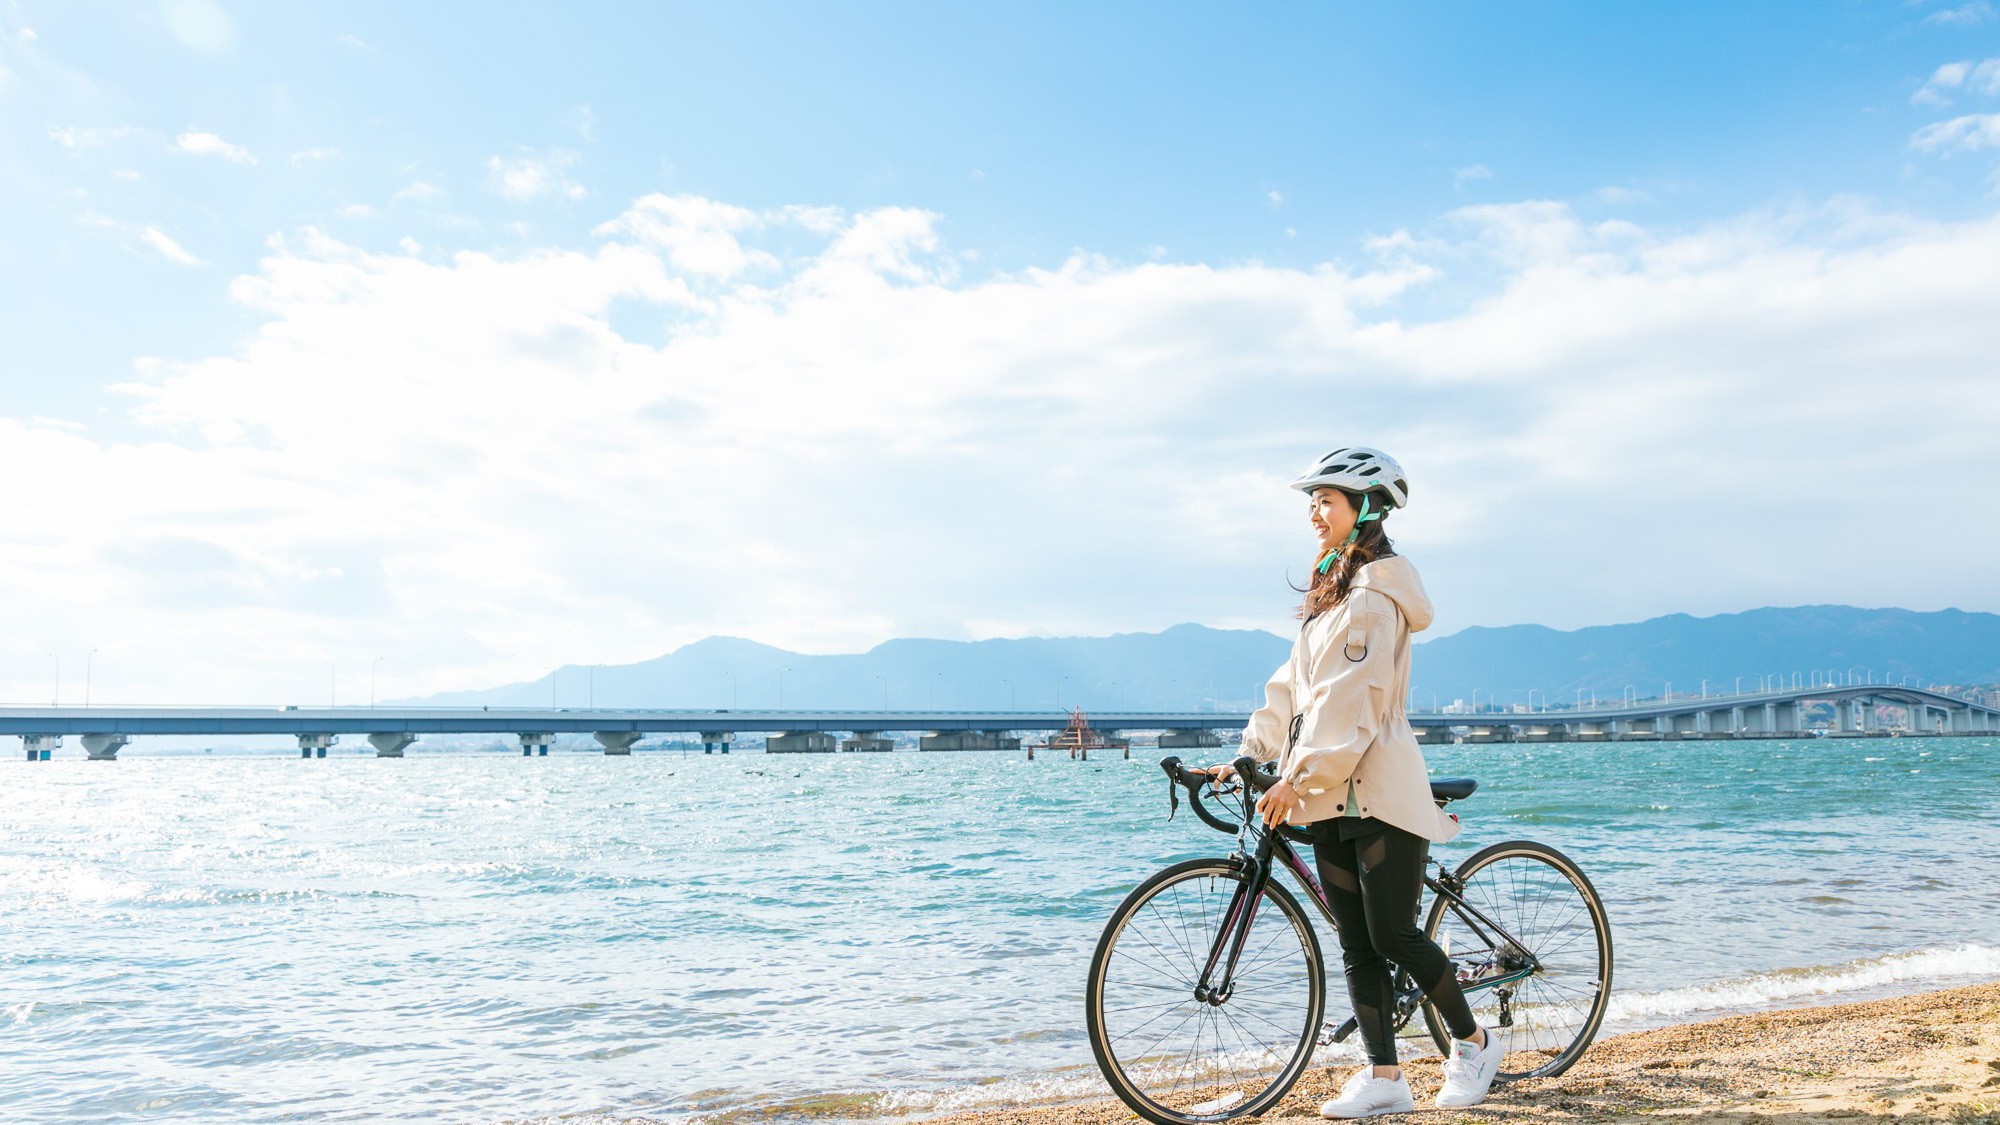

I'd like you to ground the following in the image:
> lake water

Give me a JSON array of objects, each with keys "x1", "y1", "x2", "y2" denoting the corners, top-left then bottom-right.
[{"x1": 2, "y1": 737, "x2": 1996, "y2": 1123}]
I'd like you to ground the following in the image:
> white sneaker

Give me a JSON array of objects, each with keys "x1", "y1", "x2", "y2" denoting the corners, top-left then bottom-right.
[
  {"x1": 1319, "y1": 1068, "x2": 1415, "y2": 1118},
  {"x1": 1435, "y1": 1026, "x2": 1505, "y2": 1108}
]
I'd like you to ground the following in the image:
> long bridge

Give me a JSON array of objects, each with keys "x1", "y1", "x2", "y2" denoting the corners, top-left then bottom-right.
[{"x1": 5, "y1": 682, "x2": 1996, "y2": 759}]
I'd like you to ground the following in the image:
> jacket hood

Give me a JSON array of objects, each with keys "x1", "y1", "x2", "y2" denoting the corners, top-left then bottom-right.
[{"x1": 1352, "y1": 555, "x2": 1434, "y2": 633}]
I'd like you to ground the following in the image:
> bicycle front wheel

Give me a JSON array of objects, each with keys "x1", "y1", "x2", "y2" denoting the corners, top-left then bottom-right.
[
  {"x1": 1086, "y1": 858, "x2": 1325, "y2": 1124},
  {"x1": 1422, "y1": 840, "x2": 1612, "y2": 1080}
]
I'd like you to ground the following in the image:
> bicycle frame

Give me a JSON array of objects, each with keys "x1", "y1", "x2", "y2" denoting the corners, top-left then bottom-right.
[{"x1": 1193, "y1": 817, "x2": 1540, "y2": 1007}]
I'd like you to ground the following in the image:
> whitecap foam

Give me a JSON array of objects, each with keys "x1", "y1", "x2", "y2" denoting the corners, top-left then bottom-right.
[{"x1": 1605, "y1": 943, "x2": 2000, "y2": 1025}]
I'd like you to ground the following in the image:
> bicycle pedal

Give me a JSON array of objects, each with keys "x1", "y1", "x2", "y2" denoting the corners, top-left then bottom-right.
[{"x1": 1322, "y1": 1016, "x2": 1358, "y2": 1046}]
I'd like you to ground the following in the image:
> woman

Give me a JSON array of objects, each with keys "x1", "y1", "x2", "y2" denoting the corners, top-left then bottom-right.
[{"x1": 1206, "y1": 446, "x2": 1505, "y2": 1118}]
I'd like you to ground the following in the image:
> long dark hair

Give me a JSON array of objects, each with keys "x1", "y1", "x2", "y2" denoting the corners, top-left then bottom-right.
[{"x1": 1296, "y1": 490, "x2": 1395, "y2": 620}]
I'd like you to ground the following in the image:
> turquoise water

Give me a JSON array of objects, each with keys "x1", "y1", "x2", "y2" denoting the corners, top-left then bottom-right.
[{"x1": 1, "y1": 738, "x2": 1996, "y2": 1123}]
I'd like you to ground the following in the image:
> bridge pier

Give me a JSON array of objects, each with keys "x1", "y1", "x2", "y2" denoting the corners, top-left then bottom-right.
[
  {"x1": 299, "y1": 733, "x2": 336, "y2": 758},
  {"x1": 767, "y1": 731, "x2": 836, "y2": 753},
  {"x1": 1158, "y1": 729, "x2": 1223, "y2": 749},
  {"x1": 81, "y1": 734, "x2": 128, "y2": 760},
  {"x1": 1776, "y1": 701, "x2": 1801, "y2": 736},
  {"x1": 1834, "y1": 700, "x2": 1858, "y2": 735},
  {"x1": 519, "y1": 733, "x2": 551, "y2": 757},
  {"x1": 699, "y1": 730, "x2": 733, "y2": 754},
  {"x1": 23, "y1": 734, "x2": 59, "y2": 760},
  {"x1": 922, "y1": 731, "x2": 997, "y2": 751},
  {"x1": 368, "y1": 732, "x2": 416, "y2": 757},
  {"x1": 841, "y1": 731, "x2": 894, "y2": 752},
  {"x1": 594, "y1": 731, "x2": 642, "y2": 755}
]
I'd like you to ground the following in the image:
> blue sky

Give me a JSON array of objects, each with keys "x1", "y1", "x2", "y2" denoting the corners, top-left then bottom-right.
[
  {"x1": 2, "y1": 1, "x2": 1998, "y2": 703},
  {"x1": 10, "y1": 1, "x2": 1996, "y2": 413}
]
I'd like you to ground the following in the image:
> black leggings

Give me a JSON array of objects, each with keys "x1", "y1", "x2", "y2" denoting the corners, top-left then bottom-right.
[{"x1": 1313, "y1": 822, "x2": 1478, "y2": 1066}]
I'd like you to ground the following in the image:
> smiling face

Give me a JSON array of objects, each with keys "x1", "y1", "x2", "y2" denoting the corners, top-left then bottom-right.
[{"x1": 1307, "y1": 487, "x2": 1360, "y2": 554}]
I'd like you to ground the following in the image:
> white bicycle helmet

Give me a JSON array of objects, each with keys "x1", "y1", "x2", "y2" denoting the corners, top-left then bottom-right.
[{"x1": 1289, "y1": 446, "x2": 1409, "y2": 509}]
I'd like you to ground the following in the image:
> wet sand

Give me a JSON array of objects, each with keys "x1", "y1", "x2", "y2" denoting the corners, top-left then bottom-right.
[{"x1": 923, "y1": 982, "x2": 2000, "y2": 1124}]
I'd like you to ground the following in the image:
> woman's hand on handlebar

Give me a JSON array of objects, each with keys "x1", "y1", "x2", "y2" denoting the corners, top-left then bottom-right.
[
  {"x1": 1195, "y1": 762, "x2": 1237, "y2": 783},
  {"x1": 1257, "y1": 779, "x2": 1302, "y2": 828}
]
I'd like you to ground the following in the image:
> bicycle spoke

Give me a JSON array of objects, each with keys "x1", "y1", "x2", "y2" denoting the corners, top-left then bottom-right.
[
  {"x1": 1424, "y1": 845, "x2": 1610, "y2": 1083},
  {"x1": 1090, "y1": 862, "x2": 1324, "y2": 1121}
]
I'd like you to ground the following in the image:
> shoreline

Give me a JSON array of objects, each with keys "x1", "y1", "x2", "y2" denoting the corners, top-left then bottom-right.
[{"x1": 906, "y1": 981, "x2": 2000, "y2": 1124}]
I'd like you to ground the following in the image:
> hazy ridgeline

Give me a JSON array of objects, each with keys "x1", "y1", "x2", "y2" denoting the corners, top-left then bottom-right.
[{"x1": 405, "y1": 605, "x2": 2000, "y2": 713}]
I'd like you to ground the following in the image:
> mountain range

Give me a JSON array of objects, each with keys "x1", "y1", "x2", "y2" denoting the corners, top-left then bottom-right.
[{"x1": 405, "y1": 605, "x2": 2000, "y2": 713}]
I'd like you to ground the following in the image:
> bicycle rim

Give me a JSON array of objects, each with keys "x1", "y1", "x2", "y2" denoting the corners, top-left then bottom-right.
[
  {"x1": 1086, "y1": 859, "x2": 1324, "y2": 1124},
  {"x1": 1422, "y1": 841, "x2": 1612, "y2": 1080}
]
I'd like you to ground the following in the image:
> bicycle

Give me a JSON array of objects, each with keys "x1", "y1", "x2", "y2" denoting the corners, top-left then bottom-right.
[{"x1": 1084, "y1": 756, "x2": 1613, "y2": 1124}]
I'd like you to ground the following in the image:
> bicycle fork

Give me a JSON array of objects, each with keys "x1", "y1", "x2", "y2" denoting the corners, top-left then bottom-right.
[{"x1": 1193, "y1": 849, "x2": 1271, "y2": 1005}]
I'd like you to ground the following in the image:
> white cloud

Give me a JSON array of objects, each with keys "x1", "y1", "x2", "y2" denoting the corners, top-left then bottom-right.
[
  {"x1": 392, "y1": 179, "x2": 444, "y2": 204},
  {"x1": 1914, "y1": 61, "x2": 1971, "y2": 105},
  {"x1": 486, "y1": 148, "x2": 586, "y2": 202},
  {"x1": 7, "y1": 192, "x2": 2000, "y2": 704},
  {"x1": 289, "y1": 147, "x2": 338, "y2": 168},
  {"x1": 1924, "y1": 1, "x2": 1995, "y2": 25},
  {"x1": 1453, "y1": 164, "x2": 1494, "y2": 185},
  {"x1": 1914, "y1": 58, "x2": 2000, "y2": 105},
  {"x1": 175, "y1": 128, "x2": 255, "y2": 164},
  {"x1": 338, "y1": 32, "x2": 374, "y2": 50},
  {"x1": 591, "y1": 192, "x2": 778, "y2": 278},
  {"x1": 1266, "y1": 189, "x2": 1283, "y2": 206},
  {"x1": 161, "y1": 0, "x2": 235, "y2": 52},
  {"x1": 48, "y1": 125, "x2": 136, "y2": 149},
  {"x1": 77, "y1": 210, "x2": 206, "y2": 265},
  {"x1": 1911, "y1": 112, "x2": 2000, "y2": 152},
  {"x1": 138, "y1": 226, "x2": 204, "y2": 266},
  {"x1": 338, "y1": 203, "x2": 375, "y2": 219}
]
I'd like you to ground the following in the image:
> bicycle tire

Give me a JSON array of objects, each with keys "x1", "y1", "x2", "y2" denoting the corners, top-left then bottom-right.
[
  {"x1": 1086, "y1": 858, "x2": 1325, "y2": 1124},
  {"x1": 1420, "y1": 839, "x2": 1612, "y2": 1080}
]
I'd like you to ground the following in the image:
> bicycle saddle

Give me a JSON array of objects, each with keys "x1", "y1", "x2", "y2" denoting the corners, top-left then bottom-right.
[{"x1": 1429, "y1": 777, "x2": 1478, "y2": 802}]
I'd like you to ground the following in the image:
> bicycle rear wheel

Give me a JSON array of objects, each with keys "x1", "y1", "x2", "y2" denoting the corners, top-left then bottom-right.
[
  {"x1": 1086, "y1": 858, "x2": 1325, "y2": 1124},
  {"x1": 1421, "y1": 840, "x2": 1612, "y2": 1080}
]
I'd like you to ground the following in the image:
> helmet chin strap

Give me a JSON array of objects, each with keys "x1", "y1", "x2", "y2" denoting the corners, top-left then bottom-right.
[{"x1": 1316, "y1": 493, "x2": 1383, "y2": 575}]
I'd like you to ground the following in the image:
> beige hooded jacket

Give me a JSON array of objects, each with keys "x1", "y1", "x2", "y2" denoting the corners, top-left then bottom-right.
[{"x1": 1241, "y1": 554, "x2": 1460, "y2": 844}]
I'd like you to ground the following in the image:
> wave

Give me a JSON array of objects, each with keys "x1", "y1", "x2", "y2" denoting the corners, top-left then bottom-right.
[{"x1": 1605, "y1": 943, "x2": 2000, "y2": 1024}]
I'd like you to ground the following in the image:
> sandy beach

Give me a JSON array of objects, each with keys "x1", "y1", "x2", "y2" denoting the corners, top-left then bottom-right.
[{"x1": 922, "y1": 982, "x2": 2000, "y2": 1125}]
